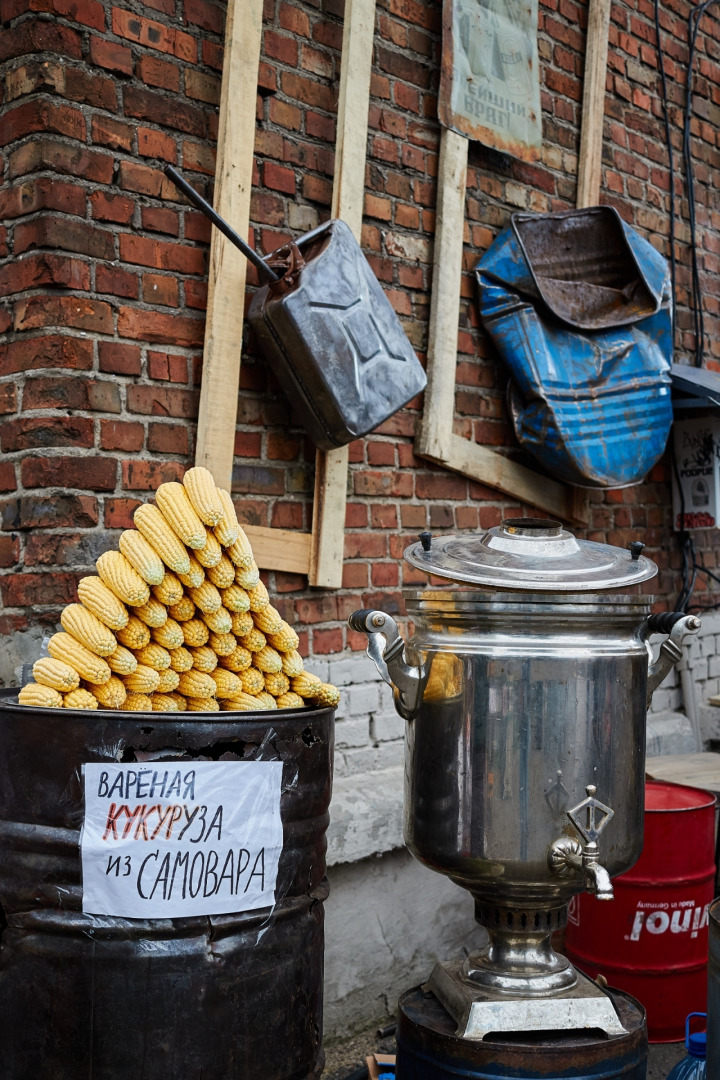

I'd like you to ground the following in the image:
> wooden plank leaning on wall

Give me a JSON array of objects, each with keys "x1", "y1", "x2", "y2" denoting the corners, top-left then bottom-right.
[
  {"x1": 414, "y1": 0, "x2": 614, "y2": 526},
  {"x1": 194, "y1": 0, "x2": 377, "y2": 587}
]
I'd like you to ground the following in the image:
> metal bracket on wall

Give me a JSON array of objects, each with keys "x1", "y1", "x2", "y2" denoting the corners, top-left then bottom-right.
[{"x1": 194, "y1": 0, "x2": 377, "y2": 586}]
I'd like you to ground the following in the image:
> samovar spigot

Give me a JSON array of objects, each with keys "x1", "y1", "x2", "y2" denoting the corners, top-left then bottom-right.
[
  {"x1": 348, "y1": 609, "x2": 424, "y2": 720},
  {"x1": 549, "y1": 784, "x2": 615, "y2": 900}
]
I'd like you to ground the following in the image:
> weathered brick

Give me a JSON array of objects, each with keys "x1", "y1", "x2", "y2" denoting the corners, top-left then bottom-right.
[
  {"x1": 126, "y1": 384, "x2": 199, "y2": 418},
  {"x1": 111, "y1": 9, "x2": 197, "y2": 61},
  {"x1": 118, "y1": 234, "x2": 205, "y2": 274},
  {"x1": 104, "y1": 497, "x2": 141, "y2": 529},
  {"x1": 1, "y1": 495, "x2": 98, "y2": 530},
  {"x1": 96, "y1": 264, "x2": 139, "y2": 299},
  {"x1": 147, "y1": 422, "x2": 189, "y2": 455},
  {"x1": 90, "y1": 114, "x2": 134, "y2": 151},
  {"x1": 14, "y1": 296, "x2": 114, "y2": 335},
  {"x1": 0, "y1": 98, "x2": 85, "y2": 148},
  {"x1": 14, "y1": 217, "x2": 115, "y2": 260},
  {"x1": 122, "y1": 459, "x2": 185, "y2": 490},
  {"x1": 0, "y1": 253, "x2": 89, "y2": 298},
  {"x1": 21, "y1": 455, "x2": 117, "y2": 490},
  {"x1": 1, "y1": 572, "x2": 82, "y2": 608},
  {"x1": 123, "y1": 86, "x2": 206, "y2": 136},
  {"x1": 89, "y1": 34, "x2": 133, "y2": 74},
  {"x1": 0, "y1": 415, "x2": 94, "y2": 451},
  {"x1": 8, "y1": 139, "x2": 114, "y2": 183},
  {"x1": 100, "y1": 420, "x2": 144, "y2": 452},
  {"x1": 1, "y1": 335, "x2": 93, "y2": 375},
  {"x1": 22, "y1": 376, "x2": 120, "y2": 412},
  {"x1": 117, "y1": 307, "x2": 204, "y2": 346}
]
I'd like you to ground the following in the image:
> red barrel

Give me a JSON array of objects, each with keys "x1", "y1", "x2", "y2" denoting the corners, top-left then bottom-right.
[{"x1": 565, "y1": 780, "x2": 716, "y2": 1043}]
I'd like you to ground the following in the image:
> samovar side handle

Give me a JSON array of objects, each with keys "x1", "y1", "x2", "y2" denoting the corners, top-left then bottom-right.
[
  {"x1": 348, "y1": 609, "x2": 425, "y2": 721},
  {"x1": 643, "y1": 612, "x2": 701, "y2": 708}
]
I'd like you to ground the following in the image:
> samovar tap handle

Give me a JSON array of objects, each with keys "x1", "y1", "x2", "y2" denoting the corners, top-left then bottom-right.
[
  {"x1": 549, "y1": 785, "x2": 615, "y2": 900},
  {"x1": 347, "y1": 609, "x2": 425, "y2": 720},
  {"x1": 644, "y1": 612, "x2": 701, "y2": 707}
]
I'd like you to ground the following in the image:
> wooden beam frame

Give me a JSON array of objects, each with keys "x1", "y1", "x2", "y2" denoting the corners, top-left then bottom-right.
[
  {"x1": 576, "y1": 0, "x2": 612, "y2": 209},
  {"x1": 414, "y1": 129, "x2": 587, "y2": 523},
  {"x1": 194, "y1": 0, "x2": 377, "y2": 586}
]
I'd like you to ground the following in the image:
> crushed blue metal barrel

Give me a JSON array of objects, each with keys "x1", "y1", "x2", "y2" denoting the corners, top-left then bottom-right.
[{"x1": 476, "y1": 207, "x2": 673, "y2": 488}]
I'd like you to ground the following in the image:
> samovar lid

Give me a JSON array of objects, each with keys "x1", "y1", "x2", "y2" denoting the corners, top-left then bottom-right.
[{"x1": 404, "y1": 518, "x2": 657, "y2": 591}]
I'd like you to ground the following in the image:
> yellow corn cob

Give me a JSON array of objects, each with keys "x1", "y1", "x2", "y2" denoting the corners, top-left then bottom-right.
[
  {"x1": 156, "y1": 668, "x2": 180, "y2": 693},
  {"x1": 210, "y1": 668, "x2": 242, "y2": 700},
  {"x1": 134, "y1": 504, "x2": 191, "y2": 575},
  {"x1": 253, "y1": 605, "x2": 283, "y2": 635},
  {"x1": 152, "y1": 572, "x2": 184, "y2": 606},
  {"x1": 182, "y1": 618, "x2": 209, "y2": 648},
  {"x1": 235, "y1": 562, "x2": 260, "y2": 590},
  {"x1": 240, "y1": 667, "x2": 264, "y2": 695},
  {"x1": 290, "y1": 672, "x2": 323, "y2": 699},
  {"x1": 155, "y1": 482, "x2": 207, "y2": 549},
  {"x1": 213, "y1": 488, "x2": 240, "y2": 547},
  {"x1": 226, "y1": 527, "x2": 254, "y2": 569},
  {"x1": 123, "y1": 692, "x2": 153, "y2": 712},
  {"x1": 208, "y1": 631, "x2": 236, "y2": 657},
  {"x1": 64, "y1": 688, "x2": 99, "y2": 710},
  {"x1": 202, "y1": 607, "x2": 232, "y2": 635},
  {"x1": 90, "y1": 676, "x2": 127, "y2": 710},
  {"x1": 218, "y1": 645, "x2": 252, "y2": 673},
  {"x1": 151, "y1": 693, "x2": 180, "y2": 712},
  {"x1": 246, "y1": 581, "x2": 269, "y2": 612},
  {"x1": 187, "y1": 696, "x2": 220, "y2": 712},
  {"x1": 168, "y1": 646, "x2": 193, "y2": 672},
  {"x1": 276, "y1": 691, "x2": 305, "y2": 710},
  {"x1": 96, "y1": 550, "x2": 150, "y2": 607},
  {"x1": 314, "y1": 682, "x2": 341, "y2": 707},
  {"x1": 151, "y1": 618, "x2": 184, "y2": 650},
  {"x1": 239, "y1": 628, "x2": 266, "y2": 653},
  {"x1": 123, "y1": 666, "x2": 161, "y2": 694},
  {"x1": 134, "y1": 644, "x2": 171, "y2": 671},
  {"x1": 106, "y1": 645, "x2": 138, "y2": 676},
  {"x1": 194, "y1": 529, "x2": 223, "y2": 568},
  {"x1": 207, "y1": 554, "x2": 235, "y2": 590},
  {"x1": 231, "y1": 610, "x2": 254, "y2": 637},
  {"x1": 33, "y1": 657, "x2": 80, "y2": 693},
  {"x1": 220, "y1": 585, "x2": 250, "y2": 613},
  {"x1": 115, "y1": 616, "x2": 151, "y2": 651},
  {"x1": 267, "y1": 622, "x2": 300, "y2": 652},
  {"x1": 167, "y1": 691, "x2": 187, "y2": 711},
  {"x1": 48, "y1": 633, "x2": 111, "y2": 685},
  {"x1": 177, "y1": 670, "x2": 217, "y2": 699},
  {"x1": 131, "y1": 598, "x2": 168, "y2": 629},
  {"x1": 281, "y1": 650, "x2": 305, "y2": 678},
  {"x1": 183, "y1": 467, "x2": 224, "y2": 526},
  {"x1": 253, "y1": 645, "x2": 283, "y2": 674},
  {"x1": 220, "y1": 693, "x2": 271, "y2": 712},
  {"x1": 264, "y1": 671, "x2": 290, "y2": 697},
  {"x1": 168, "y1": 596, "x2": 195, "y2": 622},
  {"x1": 18, "y1": 682, "x2": 63, "y2": 708},
  {"x1": 187, "y1": 580, "x2": 221, "y2": 614},
  {"x1": 118, "y1": 530, "x2": 165, "y2": 585},
  {"x1": 60, "y1": 604, "x2": 118, "y2": 657},
  {"x1": 77, "y1": 576, "x2": 129, "y2": 630},
  {"x1": 188, "y1": 645, "x2": 218, "y2": 673},
  {"x1": 177, "y1": 554, "x2": 205, "y2": 590},
  {"x1": 256, "y1": 691, "x2": 278, "y2": 709}
]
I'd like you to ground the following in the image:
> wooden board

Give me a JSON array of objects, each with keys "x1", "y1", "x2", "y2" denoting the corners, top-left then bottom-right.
[
  {"x1": 646, "y1": 752, "x2": 720, "y2": 792},
  {"x1": 414, "y1": 128, "x2": 587, "y2": 524},
  {"x1": 309, "y1": 0, "x2": 377, "y2": 587},
  {"x1": 243, "y1": 525, "x2": 312, "y2": 576},
  {"x1": 576, "y1": 0, "x2": 612, "y2": 209},
  {"x1": 194, "y1": 0, "x2": 262, "y2": 493}
]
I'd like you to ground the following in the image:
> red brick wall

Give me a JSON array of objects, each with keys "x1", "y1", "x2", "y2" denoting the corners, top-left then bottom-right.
[{"x1": 0, "y1": 0, "x2": 719, "y2": 676}]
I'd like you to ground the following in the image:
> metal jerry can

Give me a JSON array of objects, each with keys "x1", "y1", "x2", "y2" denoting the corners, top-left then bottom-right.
[{"x1": 248, "y1": 219, "x2": 427, "y2": 450}]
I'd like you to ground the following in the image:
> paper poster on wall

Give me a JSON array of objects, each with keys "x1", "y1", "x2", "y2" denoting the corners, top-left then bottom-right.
[
  {"x1": 439, "y1": 0, "x2": 542, "y2": 162},
  {"x1": 81, "y1": 761, "x2": 283, "y2": 919}
]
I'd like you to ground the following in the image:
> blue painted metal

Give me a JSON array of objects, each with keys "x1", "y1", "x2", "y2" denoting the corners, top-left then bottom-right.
[{"x1": 476, "y1": 208, "x2": 673, "y2": 488}]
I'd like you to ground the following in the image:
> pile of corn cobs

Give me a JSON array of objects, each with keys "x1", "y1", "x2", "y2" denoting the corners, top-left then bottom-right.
[{"x1": 19, "y1": 467, "x2": 340, "y2": 714}]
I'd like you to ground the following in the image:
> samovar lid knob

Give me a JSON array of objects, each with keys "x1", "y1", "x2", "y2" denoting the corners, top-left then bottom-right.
[
  {"x1": 629, "y1": 541, "x2": 645, "y2": 561},
  {"x1": 586, "y1": 784, "x2": 597, "y2": 797},
  {"x1": 418, "y1": 531, "x2": 433, "y2": 552}
]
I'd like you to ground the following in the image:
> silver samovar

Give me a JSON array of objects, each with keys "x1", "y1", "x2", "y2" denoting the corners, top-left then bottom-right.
[{"x1": 350, "y1": 519, "x2": 700, "y2": 1038}]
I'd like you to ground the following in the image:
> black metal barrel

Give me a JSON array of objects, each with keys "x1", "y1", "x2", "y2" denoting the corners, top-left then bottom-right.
[
  {"x1": 396, "y1": 985, "x2": 648, "y2": 1080},
  {"x1": 0, "y1": 688, "x2": 334, "y2": 1080}
]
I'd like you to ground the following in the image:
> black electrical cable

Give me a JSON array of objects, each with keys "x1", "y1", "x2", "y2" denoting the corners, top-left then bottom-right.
[
  {"x1": 653, "y1": 0, "x2": 677, "y2": 346},
  {"x1": 683, "y1": 0, "x2": 719, "y2": 367}
]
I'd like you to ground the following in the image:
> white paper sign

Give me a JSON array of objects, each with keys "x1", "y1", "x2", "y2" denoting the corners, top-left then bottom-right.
[{"x1": 81, "y1": 761, "x2": 283, "y2": 919}]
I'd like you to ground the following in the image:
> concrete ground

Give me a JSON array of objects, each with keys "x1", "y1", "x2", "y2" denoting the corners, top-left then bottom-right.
[{"x1": 321, "y1": 1023, "x2": 687, "y2": 1079}]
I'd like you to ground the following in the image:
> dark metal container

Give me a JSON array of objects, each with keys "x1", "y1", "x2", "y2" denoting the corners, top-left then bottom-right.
[
  {"x1": 396, "y1": 985, "x2": 648, "y2": 1080},
  {"x1": 0, "y1": 688, "x2": 334, "y2": 1080},
  {"x1": 248, "y1": 218, "x2": 427, "y2": 450},
  {"x1": 708, "y1": 899, "x2": 720, "y2": 1077}
]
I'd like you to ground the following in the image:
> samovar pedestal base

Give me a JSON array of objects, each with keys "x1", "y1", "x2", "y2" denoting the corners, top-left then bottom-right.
[
  {"x1": 427, "y1": 961, "x2": 628, "y2": 1039},
  {"x1": 396, "y1": 984, "x2": 648, "y2": 1080}
]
